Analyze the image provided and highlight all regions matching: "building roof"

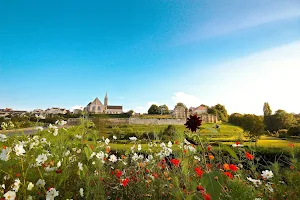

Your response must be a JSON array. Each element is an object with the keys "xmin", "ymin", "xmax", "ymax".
[
  {"xmin": 92, "ymin": 97, "xmax": 103, "ymax": 105},
  {"xmin": 107, "ymin": 105, "xmax": 122, "ymax": 109},
  {"xmin": 194, "ymin": 105, "xmax": 207, "ymax": 110}
]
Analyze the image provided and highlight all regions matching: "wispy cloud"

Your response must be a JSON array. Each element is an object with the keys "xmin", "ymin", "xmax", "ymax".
[
  {"xmin": 71, "ymin": 105, "xmax": 84, "ymax": 111},
  {"xmin": 175, "ymin": 0, "xmax": 300, "ymax": 45},
  {"xmin": 171, "ymin": 92, "xmax": 203, "ymax": 108}
]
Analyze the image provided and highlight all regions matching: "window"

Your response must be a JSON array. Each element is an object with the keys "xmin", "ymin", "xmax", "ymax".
[
  {"xmin": 92, "ymin": 106, "xmax": 95, "ymax": 111},
  {"xmin": 98, "ymin": 106, "xmax": 101, "ymax": 111}
]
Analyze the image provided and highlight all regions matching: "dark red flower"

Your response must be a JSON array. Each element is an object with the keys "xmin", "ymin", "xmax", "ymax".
[
  {"xmin": 55, "ymin": 169, "xmax": 63, "ymax": 174},
  {"xmin": 229, "ymin": 164, "xmax": 238, "ymax": 172},
  {"xmin": 115, "ymin": 170, "xmax": 122, "ymax": 178},
  {"xmin": 122, "ymin": 178, "xmax": 129, "ymax": 187},
  {"xmin": 196, "ymin": 185, "xmax": 205, "ymax": 192},
  {"xmin": 170, "ymin": 159, "xmax": 180, "ymax": 167},
  {"xmin": 195, "ymin": 167, "xmax": 204, "ymax": 178},
  {"xmin": 185, "ymin": 114, "xmax": 202, "ymax": 132},
  {"xmin": 207, "ymin": 145, "xmax": 212, "ymax": 151},
  {"xmin": 202, "ymin": 192, "xmax": 211, "ymax": 200},
  {"xmin": 224, "ymin": 172, "xmax": 233, "ymax": 179},
  {"xmin": 245, "ymin": 152, "xmax": 254, "ymax": 160}
]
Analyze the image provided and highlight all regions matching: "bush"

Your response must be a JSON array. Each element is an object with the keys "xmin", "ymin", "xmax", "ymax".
[
  {"xmin": 278, "ymin": 129, "xmax": 288, "ymax": 138},
  {"xmin": 163, "ymin": 125, "xmax": 176, "ymax": 137},
  {"xmin": 287, "ymin": 125, "xmax": 300, "ymax": 137}
]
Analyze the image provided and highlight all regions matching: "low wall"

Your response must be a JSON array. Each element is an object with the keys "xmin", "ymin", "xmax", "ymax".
[
  {"xmin": 129, "ymin": 118, "xmax": 186, "ymax": 125},
  {"xmin": 67, "ymin": 115, "xmax": 217, "ymax": 126}
]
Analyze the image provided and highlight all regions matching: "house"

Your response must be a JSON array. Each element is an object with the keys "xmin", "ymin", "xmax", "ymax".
[{"xmin": 190, "ymin": 105, "xmax": 208, "ymax": 115}]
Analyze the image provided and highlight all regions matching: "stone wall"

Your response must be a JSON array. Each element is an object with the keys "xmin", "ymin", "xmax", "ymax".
[{"xmin": 67, "ymin": 114, "xmax": 217, "ymax": 125}]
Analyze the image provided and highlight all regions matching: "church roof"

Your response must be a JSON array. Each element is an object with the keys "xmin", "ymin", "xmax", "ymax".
[
  {"xmin": 92, "ymin": 97, "xmax": 103, "ymax": 105},
  {"xmin": 107, "ymin": 105, "xmax": 122, "ymax": 109}
]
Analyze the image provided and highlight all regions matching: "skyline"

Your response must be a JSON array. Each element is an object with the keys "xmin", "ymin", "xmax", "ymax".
[{"xmin": 1, "ymin": 0, "xmax": 300, "ymax": 115}]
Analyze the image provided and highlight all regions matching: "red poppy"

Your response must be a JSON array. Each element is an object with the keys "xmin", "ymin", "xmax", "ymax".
[
  {"xmin": 184, "ymin": 114, "xmax": 202, "ymax": 132},
  {"xmin": 89, "ymin": 144, "xmax": 94, "ymax": 150},
  {"xmin": 175, "ymin": 140, "xmax": 180, "ymax": 145},
  {"xmin": 224, "ymin": 172, "xmax": 233, "ymax": 179},
  {"xmin": 2, "ymin": 146, "xmax": 6, "ymax": 149},
  {"xmin": 206, "ymin": 163, "xmax": 212, "ymax": 170},
  {"xmin": 207, "ymin": 145, "xmax": 212, "ymax": 151},
  {"xmin": 195, "ymin": 167, "xmax": 204, "ymax": 178},
  {"xmin": 196, "ymin": 185, "xmax": 205, "ymax": 192},
  {"xmin": 288, "ymin": 143, "xmax": 295, "ymax": 148},
  {"xmin": 115, "ymin": 170, "xmax": 122, "ymax": 178},
  {"xmin": 122, "ymin": 178, "xmax": 129, "ymax": 187},
  {"xmin": 170, "ymin": 159, "xmax": 180, "ymax": 167},
  {"xmin": 15, "ymin": 173, "xmax": 21, "ymax": 177},
  {"xmin": 202, "ymin": 192, "xmax": 211, "ymax": 200},
  {"xmin": 229, "ymin": 164, "xmax": 238, "ymax": 172},
  {"xmin": 245, "ymin": 152, "xmax": 254, "ymax": 160},
  {"xmin": 236, "ymin": 141, "xmax": 241, "ymax": 145},
  {"xmin": 152, "ymin": 173, "xmax": 158, "ymax": 179}
]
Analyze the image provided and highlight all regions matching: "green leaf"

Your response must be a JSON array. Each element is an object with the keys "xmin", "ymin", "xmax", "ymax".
[
  {"xmin": 201, "ymin": 171, "xmax": 223, "ymax": 200},
  {"xmin": 220, "ymin": 143, "xmax": 239, "ymax": 160}
]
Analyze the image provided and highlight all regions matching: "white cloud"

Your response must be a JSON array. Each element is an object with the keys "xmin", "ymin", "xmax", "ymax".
[
  {"xmin": 199, "ymin": 41, "xmax": 300, "ymax": 115},
  {"xmin": 171, "ymin": 92, "xmax": 203, "ymax": 108}
]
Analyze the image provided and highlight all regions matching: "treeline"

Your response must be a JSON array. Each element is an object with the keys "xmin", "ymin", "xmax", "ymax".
[{"xmin": 229, "ymin": 102, "xmax": 299, "ymax": 138}]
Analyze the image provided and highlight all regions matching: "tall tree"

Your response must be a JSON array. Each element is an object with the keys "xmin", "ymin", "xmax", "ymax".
[
  {"xmin": 263, "ymin": 102, "xmax": 272, "ymax": 131},
  {"xmin": 148, "ymin": 104, "xmax": 160, "ymax": 114},
  {"xmin": 271, "ymin": 110, "xmax": 296, "ymax": 131}
]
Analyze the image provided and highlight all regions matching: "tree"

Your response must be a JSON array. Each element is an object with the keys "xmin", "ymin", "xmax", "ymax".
[
  {"xmin": 263, "ymin": 102, "xmax": 272, "ymax": 116},
  {"xmin": 208, "ymin": 104, "xmax": 228, "ymax": 122},
  {"xmin": 242, "ymin": 114, "xmax": 265, "ymax": 141},
  {"xmin": 158, "ymin": 104, "xmax": 169, "ymax": 115},
  {"xmin": 270, "ymin": 110, "xmax": 296, "ymax": 131},
  {"xmin": 228, "ymin": 113, "xmax": 243, "ymax": 126},
  {"xmin": 126, "ymin": 110, "xmax": 134, "ymax": 116},
  {"xmin": 263, "ymin": 102, "xmax": 272, "ymax": 131},
  {"xmin": 148, "ymin": 104, "xmax": 160, "ymax": 114},
  {"xmin": 176, "ymin": 102, "xmax": 187, "ymax": 108}
]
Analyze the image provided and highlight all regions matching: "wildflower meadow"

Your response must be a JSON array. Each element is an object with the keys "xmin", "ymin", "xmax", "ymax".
[{"xmin": 0, "ymin": 116, "xmax": 299, "ymax": 200}]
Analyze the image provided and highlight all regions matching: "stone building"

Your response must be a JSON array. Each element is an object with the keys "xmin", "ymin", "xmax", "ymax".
[
  {"xmin": 173, "ymin": 104, "xmax": 188, "ymax": 119},
  {"xmin": 190, "ymin": 105, "xmax": 208, "ymax": 115},
  {"xmin": 84, "ymin": 93, "xmax": 123, "ymax": 114}
]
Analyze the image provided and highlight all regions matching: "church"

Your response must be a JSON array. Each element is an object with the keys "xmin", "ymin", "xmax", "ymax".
[{"xmin": 84, "ymin": 93, "xmax": 123, "ymax": 114}]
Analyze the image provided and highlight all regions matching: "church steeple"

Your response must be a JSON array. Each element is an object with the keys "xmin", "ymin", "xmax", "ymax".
[{"xmin": 104, "ymin": 92, "xmax": 108, "ymax": 107}]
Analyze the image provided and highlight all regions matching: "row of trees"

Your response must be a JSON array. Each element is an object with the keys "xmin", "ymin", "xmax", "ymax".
[
  {"xmin": 148, "ymin": 104, "xmax": 170, "ymax": 115},
  {"xmin": 147, "ymin": 103, "xmax": 229, "ymax": 122},
  {"xmin": 229, "ymin": 102, "xmax": 299, "ymax": 139}
]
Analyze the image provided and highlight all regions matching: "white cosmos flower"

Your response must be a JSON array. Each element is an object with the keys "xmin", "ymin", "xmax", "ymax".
[
  {"xmin": 247, "ymin": 177, "xmax": 262, "ymax": 187},
  {"xmin": 36, "ymin": 154, "xmax": 47, "ymax": 166},
  {"xmin": 105, "ymin": 138, "xmax": 110, "ymax": 145},
  {"xmin": 76, "ymin": 149, "xmax": 81, "ymax": 154},
  {"xmin": 79, "ymin": 188, "xmax": 84, "ymax": 197},
  {"xmin": 78, "ymin": 162, "xmax": 83, "ymax": 171},
  {"xmin": 265, "ymin": 182, "xmax": 274, "ymax": 192},
  {"xmin": 129, "ymin": 137, "xmax": 137, "ymax": 141},
  {"xmin": 46, "ymin": 188, "xmax": 59, "ymax": 200},
  {"xmin": 0, "ymin": 133, "xmax": 8, "ymax": 142},
  {"xmin": 0, "ymin": 147, "xmax": 12, "ymax": 161},
  {"xmin": 132, "ymin": 153, "xmax": 139, "ymax": 161},
  {"xmin": 53, "ymin": 129, "xmax": 58, "ymax": 136},
  {"xmin": 48, "ymin": 124, "xmax": 58, "ymax": 129},
  {"xmin": 75, "ymin": 134, "xmax": 82, "ymax": 139},
  {"xmin": 14, "ymin": 144, "xmax": 25, "ymax": 156},
  {"xmin": 55, "ymin": 120, "xmax": 67, "ymax": 126},
  {"xmin": 232, "ymin": 143, "xmax": 244, "ymax": 147},
  {"xmin": 64, "ymin": 150, "xmax": 70, "ymax": 156},
  {"xmin": 113, "ymin": 135, "xmax": 117, "ymax": 140},
  {"xmin": 96, "ymin": 151, "xmax": 104, "ymax": 159},
  {"xmin": 261, "ymin": 170, "xmax": 274, "ymax": 179},
  {"xmin": 90, "ymin": 152, "xmax": 96, "ymax": 159},
  {"xmin": 27, "ymin": 182, "xmax": 34, "ymax": 191},
  {"xmin": 57, "ymin": 161, "xmax": 61, "ymax": 168},
  {"xmin": 12, "ymin": 179, "xmax": 20, "ymax": 192},
  {"xmin": 36, "ymin": 179, "xmax": 45, "ymax": 188},
  {"xmin": 3, "ymin": 191, "xmax": 16, "ymax": 200},
  {"xmin": 27, "ymin": 195, "xmax": 33, "ymax": 200},
  {"xmin": 35, "ymin": 126, "xmax": 44, "ymax": 131},
  {"xmin": 194, "ymin": 156, "xmax": 201, "ymax": 161},
  {"xmin": 160, "ymin": 142, "xmax": 166, "ymax": 148},
  {"xmin": 167, "ymin": 141, "xmax": 172, "ymax": 148},
  {"xmin": 138, "ymin": 144, "xmax": 142, "ymax": 151},
  {"xmin": 1, "ymin": 184, "xmax": 5, "ymax": 189},
  {"xmin": 109, "ymin": 154, "xmax": 118, "ymax": 163}
]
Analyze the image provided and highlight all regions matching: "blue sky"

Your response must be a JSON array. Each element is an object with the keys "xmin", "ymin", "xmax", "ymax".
[{"xmin": 1, "ymin": 0, "xmax": 300, "ymax": 114}]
